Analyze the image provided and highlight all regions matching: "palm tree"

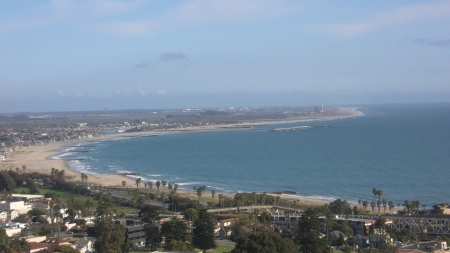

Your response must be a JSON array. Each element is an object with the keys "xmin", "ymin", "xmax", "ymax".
[
  {"xmin": 174, "ymin": 184, "xmax": 178, "ymax": 193},
  {"xmin": 218, "ymin": 194, "xmax": 224, "ymax": 208},
  {"xmin": 382, "ymin": 199, "xmax": 387, "ymax": 213},
  {"xmin": 196, "ymin": 187, "xmax": 203, "ymax": 204},
  {"xmin": 370, "ymin": 201, "xmax": 376, "ymax": 213},
  {"xmin": 135, "ymin": 178, "xmax": 141, "ymax": 188},
  {"xmin": 372, "ymin": 188, "xmax": 378, "ymax": 203},
  {"xmin": 161, "ymin": 180, "xmax": 167, "ymax": 192},
  {"xmin": 148, "ymin": 181, "xmax": 153, "ymax": 190},
  {"xmin": 276, "ymin": 196, "xmax": 281, "ymax": 206},
  {"xmin": 377, "ymin": 190, "xmax": 383, "ymax": 213},
  {"xmin": 122, "ymin": 180, "xmax": 126, "ymax": 188},
  {"xmin": 251, "ymin": 192, "xmax": 257, "ymax": 212},
  {"xmin": 144, "ymin": 182, "xmax": 148, "ymax": 193},
  {"xmin": 211, "ymin": 190, "xmax": 216, "ymax": 207},
  {"xmin": 260, "ymin": 210, "xmax": 271, "ymax": 229},
  {"xmin": 388, "ymin": 201, "xmax": 394, "ymax": 214},
  {"xmin": 358, "ymin": 199, "xmax": 362, "ymax": 205},
  {"xmin": 363, "ymin": 201, "xmax": 368, "ymax": 211},
  {"xmin": 404, "ymin": 200, "xmax": 410, "ymax": 213},
  {"xmin": 193, "ymin": 186, "xmax": 197, "ymax": 201},
  {"xmin": 156, "ymin": 181, "xmax": 161, "ymax": 195}
]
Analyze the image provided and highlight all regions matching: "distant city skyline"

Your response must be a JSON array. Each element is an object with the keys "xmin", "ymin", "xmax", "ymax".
[{"xmin": 1, "ymin": 1, "xmax": 450, "ymax": 112}]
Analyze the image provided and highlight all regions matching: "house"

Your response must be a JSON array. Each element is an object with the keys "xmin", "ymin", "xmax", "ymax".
[
  {"xmin": 0, "ymin": 201, "xmax": 32, "ymax": 214},
  {"xmin": 369, "ymin": 233, "xmax": 391, "ymax": 248},
  {"xmin": 25, "ymin": 242, "xmax": 49, "ymax": 253},
  {"xmin": 0, "ymin": 210, "xmax": 8, "ymax": 222},
  {"xmin": 9, "ymin": 210, "xmax": 19, "ymax": 221},
  {"xmin": 347, "ymin": 234, "xmax": 370, "ymax": 248},
  {"xmin": 329, "ymin": 230, "xmax": 347, "ymax": 245},
  {"xmin": 32, "ymin": 199, "xmax": 52, "ymax": 210},
  {"xmin": 216, "ymin": 227, "xmax": 231, "ymax": 240},
  {"xmin": 75, "ymin": 238, "xmax": 93, "ymax": 253},
  {"xmin": 52, "ymin": 203, "xmax": 68, "ymax": 221},
  {"xmin": 433, "ymin": 204, "xmax": 450, "ymax": 215}
]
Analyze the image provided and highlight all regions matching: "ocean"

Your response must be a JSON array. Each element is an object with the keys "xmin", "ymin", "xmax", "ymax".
[{"xmin": 51, "ymin": 103, "xmax": 450, "ymax": 206}]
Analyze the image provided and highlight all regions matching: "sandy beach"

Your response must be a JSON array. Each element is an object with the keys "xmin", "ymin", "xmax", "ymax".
[{"xmin": 1, "ymin": 108, "xmax": 363, "ymax": 208}]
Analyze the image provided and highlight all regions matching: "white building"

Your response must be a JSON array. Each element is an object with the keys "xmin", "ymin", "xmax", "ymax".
[{"xmin": 0, "ymin": 201, "xmax": 32, "ymax": 214}]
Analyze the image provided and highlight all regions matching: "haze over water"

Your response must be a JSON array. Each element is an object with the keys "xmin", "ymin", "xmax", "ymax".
[{"xmin": 53, "ymin": 103, "xmax": 450, "ymax": 206}]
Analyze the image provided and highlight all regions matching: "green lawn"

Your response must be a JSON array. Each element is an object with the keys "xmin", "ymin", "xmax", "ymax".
[
  {"xmin": 192, "ymin": 245, "xmax": 234, "ymax": 253},
  {"xmin": 38, "ymin": 188, "xmax": 135, "ymax": 214},
  {"xmin": 39, "ymin": 188, "xmax": 89, "ymax": 203}
]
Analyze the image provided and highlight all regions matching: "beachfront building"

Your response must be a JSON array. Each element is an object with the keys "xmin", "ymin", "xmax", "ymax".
[
  {"xmin": 115, "ymin": 219, "xmax": 147, "ymax": 246},
  {"xmin": 10, "ymin": 194, "xmax": 45, "ymax": 202},
  {"xmin": 0, "ymin": 200, "xmax": 32, "ymax": 214},
  {"xmin": 32, "ymin": 199, "xmax": 52, "ymax": 210},
  {"xmin": 327, "ymin": 215, "xmax": 393, "ymax": 236},
  {"xmin": 270, "ymin": 211, "xmax": 302, "ymax": 230}
]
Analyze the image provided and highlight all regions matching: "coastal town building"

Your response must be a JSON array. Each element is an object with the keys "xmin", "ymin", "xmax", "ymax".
[
  {"xmin": 0, "ymin": 200, "xmax": 32, "ymax": 214},
  {"xmin": 115, "ymin": 219, "xmax": 147, "ymax": 246},
  {"xmin": 270, "ymin": 211, "xmax": 302, "ymax": 230}
]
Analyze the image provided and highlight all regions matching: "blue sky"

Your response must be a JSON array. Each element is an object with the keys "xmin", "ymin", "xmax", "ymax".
[{"xmin": 1, "ymin": 0, "xmax": 450, "ymax": 112}]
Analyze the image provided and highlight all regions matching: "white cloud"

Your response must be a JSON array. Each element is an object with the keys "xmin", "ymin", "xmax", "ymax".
[
  {"xmin": 92, "ymin": 0, "xmax": 305, "ymax": 35},
  {"xmin": 325, "ymin": 1, "xmax": 450, "ymax": 38},
  {"xmin": 156, "ymin": 89, "xmax": 167, "ymax": 95},
  {"xmin": 136, "ymin": 84, "xmax": 148, "ymax": 96},
  {"xmin": 57, "ymin": 91, "xmax": 66, "ymax": 96}
]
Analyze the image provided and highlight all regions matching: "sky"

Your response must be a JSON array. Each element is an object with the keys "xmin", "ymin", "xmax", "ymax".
[{"xmin": 1, "ymin": 0, "xmax": 450, "ymax": 112}]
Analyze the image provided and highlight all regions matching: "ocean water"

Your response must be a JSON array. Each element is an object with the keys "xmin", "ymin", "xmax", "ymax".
[{"xmin": 51, "ymin": 103, "xmax": 450, "ymax": 206}]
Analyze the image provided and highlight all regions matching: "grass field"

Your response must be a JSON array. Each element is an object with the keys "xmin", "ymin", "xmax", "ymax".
[{"xmin": 38, "ymin": 188, "xmax": 135, "ymax": 214}]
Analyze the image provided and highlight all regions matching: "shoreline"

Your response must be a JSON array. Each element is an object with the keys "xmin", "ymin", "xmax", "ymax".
[{"xmin": 1, "ymin": 107, "xmax": 363, "ymax": 209}]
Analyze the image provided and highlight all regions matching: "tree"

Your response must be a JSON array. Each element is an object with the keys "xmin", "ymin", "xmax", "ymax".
[
  {"xmin": 260, "ymin": 210, "xmax": 271, "ymax": 229},
  {"xmin": 193, "ymin": 209, "xmax": 216, "ymax": 253},
  {"xmin": 161, "ymin": 218, "xmax": 190, "ymax": 246},
  {"xmin": 94, "ymin": 194, "xmax": 126, "ymax": 253},
  {"xmin": 363, "ymin": 201, "xmax": 369, "ymax": 211},
  {"xmin": 0, "ymin": 171, "xmax": 15, "ymax": 193},
  {"xmin": 165, "ymin": 240, "xmax": 189, "ymax": 251},
  {"xmin": 373, "ymin": 216, "xmax": 387, "ymax": 232},
  {"xmin": 295, "ymin": 208, "xmax": 324, "ymax": 253},
  {"xmin": 388, "ymin": 201, "xmax": 394, "ymax": 214},
  {"xmin": 232, "ymin": 229, "xmax": 297, "ymax": 253},
  {"xmin": 372, "ymin": 188, "xmax": 378, "ymax": 203},
  {"xmin": 84, "ymin": 197, "xmax": 95, "ymax": 216},
  {"xmin": 139, "ymin": 205, "xmax": 159, "ymax": 223},
  {"xmin": 339, "ymin": 221, "xmax": 354, "ymax": 237},
  {"xmin": 122, "ymin": 180, "xmax": 126, "ymax": 188},
  {"xmin": 211, "ymin": 190, "xmax": 216, "ymax": 207},
  {"xmin": 135, "ymin": 178, "xmax": 141, "ymax": 188},
  {"xmin": 161, "ymin": 180, "xmax": 167, "ymax": 192},
  {"xmin": 54, "ymin": 245, "xmax": 80, "ymax": 253},
  {"xmin": 144, "ymin": 225, "xmax": 162, "ymax": 251},
  {"xmin": 328, "ymin": 199, "xmax": 352, "ymax": 215},
  {"xmin": 377, "ymin": 190, "xmax": 383, "ymax": 214},
  {"xmin": 156, "ymin": 181, "xmax": 161, "ymax": 195}
]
